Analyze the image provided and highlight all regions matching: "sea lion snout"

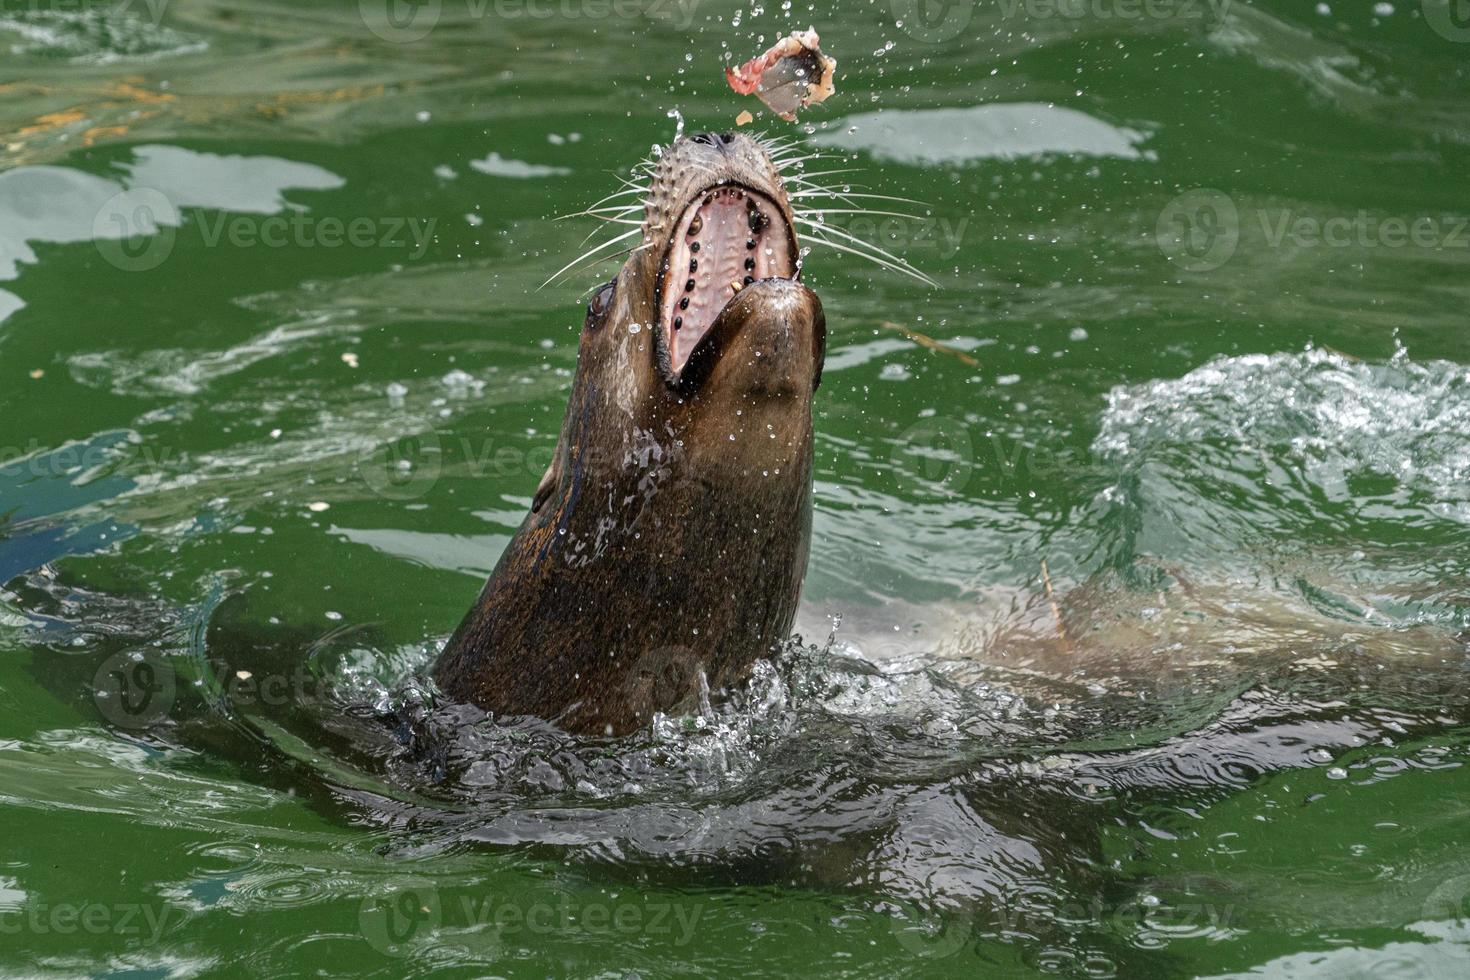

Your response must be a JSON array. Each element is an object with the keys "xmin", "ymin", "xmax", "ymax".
[{"xmin": 677, "ymin": 277, "xmax": 826, "ymax": 399}]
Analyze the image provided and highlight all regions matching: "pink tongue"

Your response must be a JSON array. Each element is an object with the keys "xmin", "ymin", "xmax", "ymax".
[{"xmin": 667, "ymin": 188, "xmax": 774, "ymax": 373}]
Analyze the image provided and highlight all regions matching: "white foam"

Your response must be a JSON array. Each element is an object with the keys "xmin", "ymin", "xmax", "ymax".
[
  {"xmin": 1096, "ymin": 348, "xmax": 1470, "ymax": 517},
  {"xmin": 811, "ymin": 103, "xmax": 1155, "ymax": 165},
  {"xmin": 468, "ymin": 152, "xmax": 572, "ymax": 178}
]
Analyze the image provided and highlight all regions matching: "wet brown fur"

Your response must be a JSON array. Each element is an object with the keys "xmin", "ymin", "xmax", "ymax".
[{"xmin": 433, "ymin": 133, "xmax": 827, "ymax": 735}]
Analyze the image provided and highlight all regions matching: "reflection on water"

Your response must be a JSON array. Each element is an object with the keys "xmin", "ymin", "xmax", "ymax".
[
  {"xmin": 0, "ymin": 146, "xmax": 343, "ymax": 307},
  {"xmin": 812, "ymin": 103, "xmax": 1156, "ymax": 164},
  {"xmin": 0, "ymin": 6, "xmax": 207, "ymax": 62}
]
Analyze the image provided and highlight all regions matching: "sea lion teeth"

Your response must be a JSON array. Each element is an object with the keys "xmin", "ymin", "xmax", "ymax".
[
  {"xmin": 731, "ymin": 279, "xmax": 743, "ymax": 292},
  {"xmin": 659, "ymin": 185, "xmax": 795, "ymax": 374}
]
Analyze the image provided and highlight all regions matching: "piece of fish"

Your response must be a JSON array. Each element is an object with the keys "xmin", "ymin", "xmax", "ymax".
[{"xmin": 725, "ymin": 29, "xmax": 837, "ymax": 122}]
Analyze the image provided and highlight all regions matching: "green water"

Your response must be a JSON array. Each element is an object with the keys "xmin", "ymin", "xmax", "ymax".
[{"xmin": 4, "ymin": 0, "xmax": 1470, "ymax": 975}]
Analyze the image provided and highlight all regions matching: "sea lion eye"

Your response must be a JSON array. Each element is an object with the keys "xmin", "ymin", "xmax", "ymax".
[{"xmin": 585, "ymin": 280, "xmax": 615, "ymax": 330}]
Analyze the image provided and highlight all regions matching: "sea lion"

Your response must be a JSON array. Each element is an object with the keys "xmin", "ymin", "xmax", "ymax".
[{"xmin": 433, "ymin": 131, "xmax": 826, "ymax": 735}]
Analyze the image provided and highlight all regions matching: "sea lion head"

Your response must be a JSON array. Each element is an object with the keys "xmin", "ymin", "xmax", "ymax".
[
  {"xmin": 573, "ymin": 130, "xmax": 824, "ymax": 420},
  {"xmin": 435, "ymin": 132, "xmax": 826, "ymax": 735}
]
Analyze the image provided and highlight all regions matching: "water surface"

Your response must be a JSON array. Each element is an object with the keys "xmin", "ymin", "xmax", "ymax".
[{"xmin": 2, "ymin": 0, "xmax": 1470, "ymax": 975}]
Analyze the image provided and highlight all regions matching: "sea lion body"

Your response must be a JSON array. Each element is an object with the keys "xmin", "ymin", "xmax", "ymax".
[{"xmin": 434, "ymin": 133, "xmax": 826, "ymax": 734}]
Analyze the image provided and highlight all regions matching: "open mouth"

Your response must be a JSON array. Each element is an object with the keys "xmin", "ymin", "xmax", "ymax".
[{"xmin": 658, "ymin": 184, "xmax": 797, "ymax": 377}]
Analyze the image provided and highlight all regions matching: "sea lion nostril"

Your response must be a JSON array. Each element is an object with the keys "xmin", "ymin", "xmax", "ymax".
[{"xmin": 689, "ymin": 132, "xmax": 717, "ymax": 146}]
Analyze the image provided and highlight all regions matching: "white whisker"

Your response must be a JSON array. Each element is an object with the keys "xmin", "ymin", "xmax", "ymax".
[
  {"xmin": 541, "ymin": 227, "xmax": 647, "ymax": 290},
  {"xmin": 582, "ymin": 187, "xmax": 647, "ymax": 211},
  {"xmin": 792, "ymin": 190, "xmax": 930, "ymax": 207},
  {"xmin": 555, "ymin": 205, "xmax": 644, "ymax": 222},
  {"xmin": 801, "ymin": 234, "xmax": 940, "ymax": 288},
  {"xmin": 556, "ymin": 205, "xmax": 643, "ymax": 219},
  {"xmin": 576, "ymin": 215, "xmax": 644, "ymax": 247},
  {"xmin": 773, "ymin": 155, "xmax": 834, "ymax": 170},
  {"xmin": 795, "ymin": 208, "xmax": 930, "ymax": 221},
  {"xmin": 787, "ymin": 169, "xmax": 866, "ymax": 182},
  {"xmin": 795, "ymin": 220, "xmax": 939, "ymax": 287}
]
